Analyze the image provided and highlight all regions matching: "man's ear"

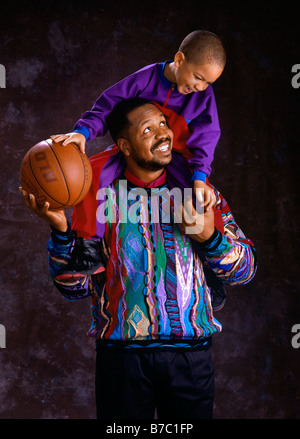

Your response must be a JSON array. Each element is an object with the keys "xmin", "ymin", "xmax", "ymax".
[
  {"xmin": 117, "ymin": 138, "xmax": 131, "ymax": 157},
  {"xmin": 174, "ymin": 51, "xmax": 185, "ymax": 68}
]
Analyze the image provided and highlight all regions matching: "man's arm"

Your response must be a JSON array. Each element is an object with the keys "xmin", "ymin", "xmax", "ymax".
[
  {"xmin": 197, "ymin": 226, "xmax": 257, "ymax": 285},
  {"xmin": 19, "ymin": 187, "xmax": 68, "ymax": 232},
  {"xmin": 19, "ymin": 188, "xmax": 92, "ymax": 300},
  {"xmin": 47, "ymin": 224, "xmax": 92, "ymax": 301},
  {"xmin": 180, "ymin": 192, "xmax": 257, "ymax": 285}
]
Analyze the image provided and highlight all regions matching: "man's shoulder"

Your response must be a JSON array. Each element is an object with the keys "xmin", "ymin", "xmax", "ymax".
[{"xmin": 89, "ymin": 145, "xmax": 119, "ymax": 171}]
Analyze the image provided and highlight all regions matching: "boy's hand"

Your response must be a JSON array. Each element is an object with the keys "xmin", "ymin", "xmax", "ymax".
[
  {"xmin": 19, "ymin": 187, "xmax": 68, "ymax": 232},
  {"xmin": 193, "ymin": 179, "xmax": 216, "ymax": 212},
  {"xmin": 179, "ymin": 199, "xmax": 215, "ymax": 243},
  {"xmin": 50, "ymin": 132, "xmax": 86, "ymax": 154}
]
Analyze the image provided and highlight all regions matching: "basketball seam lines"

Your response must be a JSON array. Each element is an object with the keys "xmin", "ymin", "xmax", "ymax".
[
  {"xmin": 69, "ymin": 143, "xmax": 89, "ymax": 206},
  {"xmin": 47, "ymin": 139, "xmax": 71, "ymax": 207}
]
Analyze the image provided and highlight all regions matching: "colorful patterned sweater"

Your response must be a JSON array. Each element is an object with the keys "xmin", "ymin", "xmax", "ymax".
[{"xmin": 47, "ymin": 170, "xmax": 257, "ymax": 350}]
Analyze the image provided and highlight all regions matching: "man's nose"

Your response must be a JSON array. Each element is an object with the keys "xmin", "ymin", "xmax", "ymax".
[{"xmin": 155, "ymin": 126, "xmax": 169, "ymax": 138}]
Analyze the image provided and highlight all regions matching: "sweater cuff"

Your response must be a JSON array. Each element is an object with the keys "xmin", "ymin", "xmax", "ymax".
[
  {"xmin": 190, "ymin": 170, "xmax": 207, "ymax": 183},
  {"xmin": 73, "ymin": 126, "xmax": 90, "ymax": 140},
  {"xmin": 50, "ymin": 222, "xmax": 74, "ymax": 245},
  {"xmin": 198, "ymin": 227, "xmax": 222, "ymax": 252}
]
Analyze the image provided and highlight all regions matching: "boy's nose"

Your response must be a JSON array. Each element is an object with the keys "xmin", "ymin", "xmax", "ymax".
[{"xmin": 195, "ymin": 83, "xmax": 207, "ymax": 92}]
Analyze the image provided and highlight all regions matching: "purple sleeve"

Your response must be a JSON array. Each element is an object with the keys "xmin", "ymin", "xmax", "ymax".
[
  {"xmin": 73, "ymin": 64, "xmax": 157, "ymax": 141},
  {"xmin": 186, "ymin": 89, "xmax": 221, "ymax": 178}
]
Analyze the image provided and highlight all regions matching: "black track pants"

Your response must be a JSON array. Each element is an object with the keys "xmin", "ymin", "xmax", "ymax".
[{"xmin": 95, "ymin": 348, "xmax": 214, "ymax": 419}]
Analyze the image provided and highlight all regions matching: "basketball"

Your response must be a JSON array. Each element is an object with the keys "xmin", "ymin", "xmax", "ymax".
[{"xmin": 20, "ymin": 139, "xmax": 92, "ymax": 210}]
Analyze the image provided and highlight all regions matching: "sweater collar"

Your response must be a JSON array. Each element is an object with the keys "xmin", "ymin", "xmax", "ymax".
[{"xmin": 124, "ymin": 168, "xmax": 167, "ymax": 188}]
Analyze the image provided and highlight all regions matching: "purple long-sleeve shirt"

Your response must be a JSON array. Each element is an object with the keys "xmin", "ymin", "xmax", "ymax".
[{"xmin": 74, "ymin": 62, "xmax": 221, "ymax": 180}]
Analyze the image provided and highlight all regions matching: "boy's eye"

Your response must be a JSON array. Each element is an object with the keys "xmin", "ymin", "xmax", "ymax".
[
  {"xmin": 160, "ymin": 120, "xmax": 166, "ymax": 126},
  {"xmin": 194, "ymin": 75, "xmax": 211, "ymax": 85}
]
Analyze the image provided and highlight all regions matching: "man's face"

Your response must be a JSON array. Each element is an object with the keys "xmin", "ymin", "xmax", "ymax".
[{"xmin": 124, "ymin": 104, "xmax": 173, "ymax": 172}]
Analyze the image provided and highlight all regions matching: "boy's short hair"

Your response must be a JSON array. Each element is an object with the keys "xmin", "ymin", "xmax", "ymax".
[
  {"xmin": 107, "ymin": 98, "xmax": 150, "ymax": 143},
  {"xmin": 179, "ymin": 30, "xmax": 226, "ymax": 68}
]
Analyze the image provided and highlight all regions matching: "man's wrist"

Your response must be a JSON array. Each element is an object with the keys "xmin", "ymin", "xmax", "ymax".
[
  {"xmin": 197, "ymin": 227, "xmax": 222, "ymax": 250},
  {"xmin": 50, "ymin": 222, "xmax": 73, "ymax": 244}
]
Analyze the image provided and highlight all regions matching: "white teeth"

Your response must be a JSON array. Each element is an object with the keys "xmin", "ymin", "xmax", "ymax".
[{"xmin": 157, "ymin": 144, "xmax": 169, "ymax": 152}]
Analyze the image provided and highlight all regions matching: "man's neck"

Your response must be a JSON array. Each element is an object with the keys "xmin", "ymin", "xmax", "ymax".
[{"xmin": 124, "ymin": 167, "xmax": 167, "ymax": 188}]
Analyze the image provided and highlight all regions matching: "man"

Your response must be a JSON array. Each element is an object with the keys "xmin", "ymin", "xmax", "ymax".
[{"xmin": 20, "ymin": 98, "xmax": 257, "ymax": 419}]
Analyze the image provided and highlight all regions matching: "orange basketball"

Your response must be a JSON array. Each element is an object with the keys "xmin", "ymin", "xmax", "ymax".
[{"xmin": 20, "ymin": 139, "xmax": 92, "ymax": 210}]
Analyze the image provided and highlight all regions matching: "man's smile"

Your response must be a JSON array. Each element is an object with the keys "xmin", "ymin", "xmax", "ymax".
[
  {"xmin": 156, "ymin": 142, "xmax": 170, "ymax": 152},
  {"xmin": 151, "ymin": 137, "xmax": 172, "ymax": 155}
]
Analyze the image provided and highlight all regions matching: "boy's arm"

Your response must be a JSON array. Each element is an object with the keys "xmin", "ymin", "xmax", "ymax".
[
  {"xmin": 73, "ymin": 65, "xmax": 156, "ymax": 142},
  {"xmin": 187, "ymin": 89, "xmax": 221, "ymax": 181},
  {"xmin": 49, "ymin": 64, "xmax": 157, "ymax": 152}
]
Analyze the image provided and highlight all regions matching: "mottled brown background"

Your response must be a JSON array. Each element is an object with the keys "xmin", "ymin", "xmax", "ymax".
[{"xmin": 0, "ymin": 0, "xmax": 299, "ymax": 419}]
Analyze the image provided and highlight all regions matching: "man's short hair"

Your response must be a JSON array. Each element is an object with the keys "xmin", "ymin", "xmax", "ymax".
[
  {"xmin": 107, "ymin": 97, "xmax": 150, "ymax": 143},
  {"xmin": 179, "ymin": 30, "xmax": 226, "ymax": 68}
]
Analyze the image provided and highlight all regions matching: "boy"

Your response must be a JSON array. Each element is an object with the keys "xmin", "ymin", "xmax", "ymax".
[{"xmin": 51, "ymin": 30, "xmax": 226, "ymax": 211}]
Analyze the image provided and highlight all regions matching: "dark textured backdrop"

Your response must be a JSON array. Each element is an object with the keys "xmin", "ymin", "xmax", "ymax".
[{"xmin": 0, "ymin": 0, "xmax": 299, "ymax": 419}]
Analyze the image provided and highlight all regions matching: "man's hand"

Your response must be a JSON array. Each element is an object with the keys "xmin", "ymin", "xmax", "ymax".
[
  {"xmin": 193, "ymin": 179, "xmax": 216, "ymax": 212},
  {"xmin": 50, "ymin": 132, "xmax": 86, "ymax": 154},
  {"xmin": 19, "ymin": 187, "xmax": 68, "ymax": 232},
  {"xmin": 179, "ymin": 199, "xmax": 215, "ymax": 243}
]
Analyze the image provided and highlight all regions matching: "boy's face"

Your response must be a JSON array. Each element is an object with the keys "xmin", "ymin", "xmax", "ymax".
[{"xmin": 174, "ymin": 52, "xmax": 223, "ymax": 94}]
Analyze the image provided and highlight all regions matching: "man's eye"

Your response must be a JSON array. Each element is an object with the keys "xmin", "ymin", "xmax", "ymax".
[
  {"xmin": 160, "ymin": 120, "xmax": 166, "ymax": 126},
  {"xmin": 144, "ymin": 127, "xmax": 150, "ymax": 133}
]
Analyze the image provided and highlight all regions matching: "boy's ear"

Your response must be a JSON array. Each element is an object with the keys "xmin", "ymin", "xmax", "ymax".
[
  {"xmin": 174, "ymin": 51, "xmax": 185, "ymax": 67},
  {"xmin": 117, "ymin": 138, "xmax": 131, "ymax": 156}
]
